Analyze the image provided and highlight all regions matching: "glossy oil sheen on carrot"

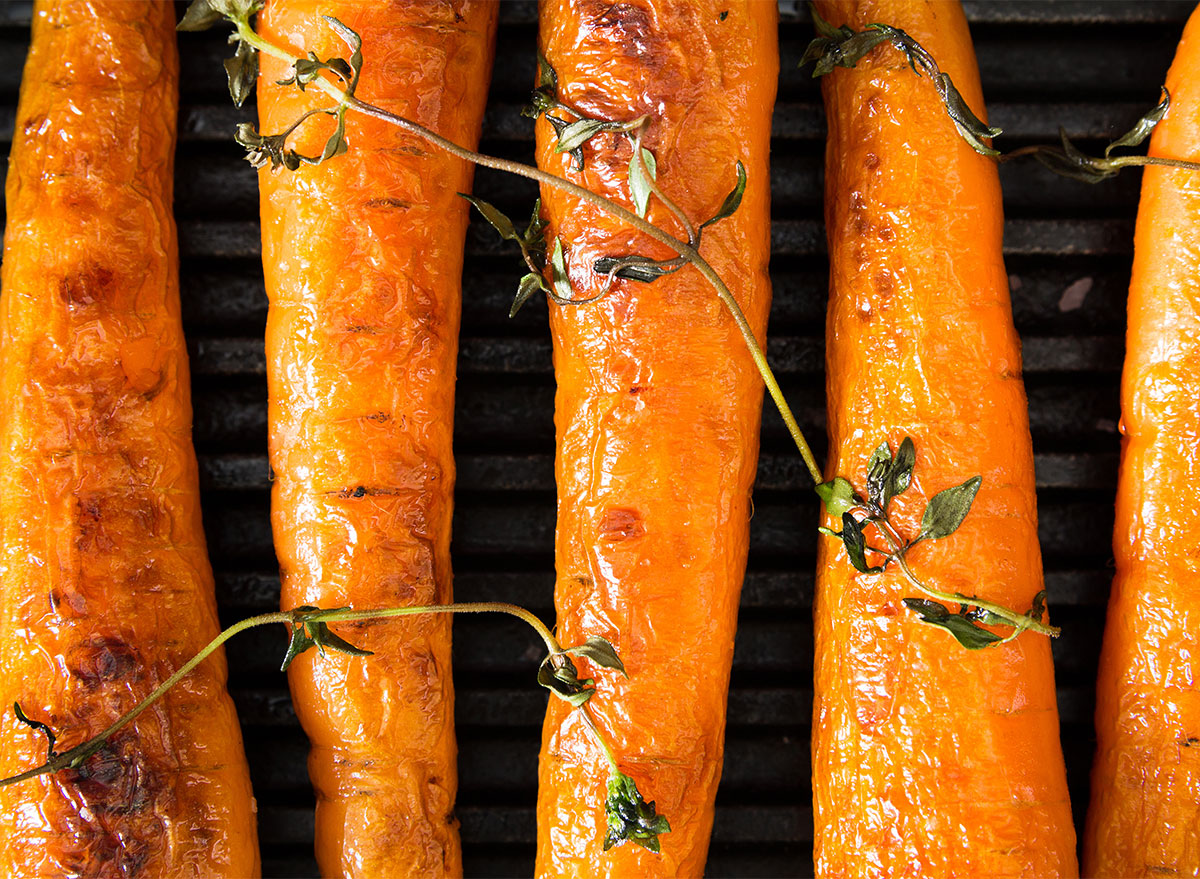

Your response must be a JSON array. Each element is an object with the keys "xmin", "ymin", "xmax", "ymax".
[
  {"xmin": 0, "ymin": 2, "xmax": 261, "ymax": 876},
  {"xmin": 533, "ymin": 2, "xmax": 777, "ymax": 875},
  {"xmin": 813, "ymin": 2, "xmax": 1076, "ymax": 876},
  {"xmin": 1084, "ymin": 6, "xmax": 1200, "ymax": 875},
  {"xmin": 256, "ymin": 2, "xmax": 496, "ymax": 876}
]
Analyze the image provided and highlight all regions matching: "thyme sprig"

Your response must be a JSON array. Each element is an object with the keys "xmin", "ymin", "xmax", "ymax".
[
  {"xmin": 801, "ymin": 6, "xmax": 1000, "ymax": 155},
  {"xmin": 1002, "ymin": 89, "xmax": 1200, "ymax": 182},
  {"xmin": 816, "ymin": 438, "xmax": 1059, "ymax": 648},
  {"xmin": 2, "ymin": 601, "xmax": 656, "ymax": 843},
  {"xmin": 800, "ymin": 6, "xmax": 1200, "ymax": 180}
]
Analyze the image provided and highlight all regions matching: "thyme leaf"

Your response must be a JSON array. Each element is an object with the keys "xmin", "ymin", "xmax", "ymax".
[
  {"xmin": 841, "ymin": 512, "xmax": 884, "ymax": 575},
  {"xmin": 537, "ymin": 653, "xmax": 595, "ymax": 707},
  {"xmin": 281, "ymin": 606, "xmax": 373, "ymax": 671},
  {"xmin": 223, "ymin": 32, "xmax": 259, "ymax": 107},
  {"xmin": 902, "ymin": 598, "xmax": 1003, "ymax": 650},
  {"xmin": 564, "ymin": 636, "xmax": 627, "ymax": 676},
  {"xmin": 629, "ymin": 147, "xmax": 657, "ymax": 218},
  {"xmin": 178, "ymin": 0, "xmax": 263, "ymax": 31},
  {"xmin": 801, "ymin": 6, "xmax": 1001, "ymax": 157},
  {"xmin": 604, "ymin": 770, "xmax": 672, "ymax": 852},
  {"xmin": 698, "ymin": 160, "xmax": 747, "ymax": 230},
  {"xmin": 817, "ymin": 437, "xmax": 1057, "ymax": 648},
  {"xmin": 1107, "ymin": 88, "xmax": 1169, "ymax": 156},
  {"xmin": 918, "ymin": 475, "xmax": 982, "ymax": 541}
]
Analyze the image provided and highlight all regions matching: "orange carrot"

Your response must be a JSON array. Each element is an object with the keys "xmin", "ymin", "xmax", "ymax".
[
  {"xmin": 532, "ymin": 1, "xmax": 778, "ymax": 874},
  {"xmin": 0, "ymin": 2, "xmax": 260, "ymax": 875},
  {"xmin": 1085, "ymin": 6, "xmax": 1200, "ymax": 875},
  {"xmin": 255, "ymin": 2, "xmax": 497, "ymax": 875},
  {"xmin": 813, "ymin": 1, "xmax": 1076, "ymax": 875}
]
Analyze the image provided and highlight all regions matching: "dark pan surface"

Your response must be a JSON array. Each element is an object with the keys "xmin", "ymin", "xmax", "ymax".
[{"xmin": 0, "ymin": 1, "xmax": 1192, "ymax": 875}]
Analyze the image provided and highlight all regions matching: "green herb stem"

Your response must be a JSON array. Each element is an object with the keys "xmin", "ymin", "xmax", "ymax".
[
  {"xmin": 305, "ymin": 601, "xmax": 563, "ymax": 656},
  {"xmin": 873, "ymin": 517, "xmax": 1060, "ymax": 639},
  {"xmin": 1001, "ymin": 146, "xmax": 1200, "ymax": 174},
  {"xmin": 580, "ymin": 705, "xmax": 619, "ymax": 771},
  {"xmin": 0, "ymin": 610, "xmax": 289, "ymax": 788},
  {"xmin": 631, "ymin": 127, "xmax": 697, "ymax": 246},
  {"xmin": 0, "ymin": 600, "xmax": 568, "ymax": 789},
  {"xmin": 240, "ymin": 31, "xmax": 823, "ymax": 487}
]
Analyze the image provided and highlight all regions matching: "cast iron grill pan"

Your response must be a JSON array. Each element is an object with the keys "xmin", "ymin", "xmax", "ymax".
[{"xmin": 0, "ymin": 1, "xmax": 1191, "ymax": 875}]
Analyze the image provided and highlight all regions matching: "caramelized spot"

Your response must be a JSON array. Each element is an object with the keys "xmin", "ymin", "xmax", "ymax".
[
  {"xmin": 59, "ymin": 264, "xmax": 115, "ymax": 308},
  {"xmin": 874, "ymin": 272, "xmax": 894, "ymax": 297},
  {"xmin": 599, "ymin": 507, "xmax": 645, "ymax": 542},
  {"xmin": 364, "ymin": 197, "xmax": 412, "ymax": 210},
  {"xmin": 864, "ymin": 152, "xmax": 880, "ymax": 169},
  {"xmin": 68, "ymin": 636, "xmax": 140, "ymax": 690}
]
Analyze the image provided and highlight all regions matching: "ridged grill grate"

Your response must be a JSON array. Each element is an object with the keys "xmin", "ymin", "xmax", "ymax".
[{"xmin": 0, "ymin": 1, "xmax": 1192, "ymax": 874}]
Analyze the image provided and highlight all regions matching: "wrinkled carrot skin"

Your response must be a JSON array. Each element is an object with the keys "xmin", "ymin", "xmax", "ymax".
[
  {"xmin": 1085, "ymin": 7, "xmax": 1200, "ymax": 875},
  {"xmin": 533, "ymin": 2, "xmax": 777, "ymax": 875},
  {"xmin": 813, "ymin": 2, "xmax": 1076, "ymax": 876},
  {"xmin": 0, "ymin": 2, "xmax": 261, "ymax": 876},
  {"xmin": 256, "ymin": 2, "xmax": 496, "ymax": 876}
]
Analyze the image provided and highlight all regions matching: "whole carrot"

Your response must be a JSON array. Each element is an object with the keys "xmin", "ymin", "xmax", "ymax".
[
  {"xmin": 255, "ymin": 2, "xmax": 497, "ymax": 875},
  {"xmin": 0, "ymin": 2, "xmax": 260, "ymax": 876},
  {"xmin": 1085, "ymin": 6, "xmax": 1200, "ymax": 875},
  {"xmin": 532, "ymin": 2, "xmax": 777, "ymax": 874},
  {"xmin": 813, "ymin": 1, "xmax": 1076, "ymax": 876}
]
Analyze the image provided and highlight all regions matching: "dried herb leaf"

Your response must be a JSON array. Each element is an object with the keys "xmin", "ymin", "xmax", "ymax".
[
  {"xmin": 903, "ymin": 598, "xmax": 1003, "ymax": 649},
  {"xmin": 460, "ymin": 195, "xmax": 519, "ymax": 241},
  {"xmin": 322, "ymin": 16, "xmax": 363, "ymax": 93},
  {"xmin": 841, "ymin": 513, "xmax": 883, "ymax": 575},
  {"xmin": 510, "ymin": 272, "xmax": 547, "ymax": 318},
  {"xmin": 1027, "ymin": 590, "xmax": 1048, "ymax": 624},
  {"xmin": 698, "ymin": 160, "xmax": 747, "ymax": 230},
  {"xmin": 919, "ymin": 475, "xmax": 982, "ymax": 540},
  {"xmin": 178, "ymin": 0, "xmax": 224, "ymax": 31},
  {"xmin": 550, "ymin": 237, "xmax": 574, "ymax": 302},
  {"xmin": 936, "ymin": 73, "xmax": 1001, "ymax": 157},
  {"xmin": 556, "ymin": 118, "xmax": 612, "ymax": 154},
  {"xmin": 536, "ymin": 51, "xmax": 558, "ymax": 91},
  {"xmin": 537, "ymin": 654, "xmax": 594, "ymax": 707},
  {"xmin": 281, "ymin": 606, "xmax": 373, "ymax": 671},
  {"xmin": 629, "ymin": 147, "xmax": 657, "ymax": 218},
  {"xmin": 224, "ymin": 36, "xmax": 258, "ymax": 108},
  {"xmin": 564, "ymin": 636, "xmax": 627, "ymax": 676},
  {"xmin": 591, "ymin": 256, "xmax": 677, "ymax": 283},
  {"xmin": 1107, "ymin": 87, "xmax": 1169, "ymax": 157},
  {"xmin": 604, "ymin": 770, "xmax": 672, "ymax": 852},
  {"xmin": 815, "ymin": 476, "xmax": 857, "ymax": 519},
  {"xmin": 866, "ymin": 441, "xmax": 893, "ymax": 511},
  {"xmin": 890, "ymin": 436, "xmax": 916, "ymax": 500}
]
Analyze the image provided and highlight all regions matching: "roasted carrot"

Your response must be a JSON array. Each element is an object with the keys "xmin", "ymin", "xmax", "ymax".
[
  {"xmin": 0, "ymin": 2, "xmax": 260, "ymax": 876},
  {"xmin": 813, "ymin": 1, "xmax": 1076, "ymax": 876},
  {"xmin": 254, "ymin": 2, "xmax": 497, "ymax": 875},
  {"xmin": 1085, "ymin": 7, "xmax": 1200, "ymax": 875},
  {"xmin": 532, "ymin": 2, "xmax": 777, "ymax": 874}
]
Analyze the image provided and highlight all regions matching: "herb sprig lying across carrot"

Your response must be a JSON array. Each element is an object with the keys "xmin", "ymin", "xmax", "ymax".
[
  {"xmin": 527, "ymin": 2, "xmax": 777, "ymax": 872},
  {"xmin": 0, "ymin": 2, "xmax": 259, "ymax": 875},
  {"xmin": 1085, "ymin": 5, "xmax": 1200, "ymax": 875},
  {"xmin": 809, "ymin": 1, "xmax": 1077, "ymax": 875}
]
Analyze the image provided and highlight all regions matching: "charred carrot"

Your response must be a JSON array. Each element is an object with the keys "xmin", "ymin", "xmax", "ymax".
[
  {"xmin": 812, "ymin": 1, "xmax": 1076, "ymax": 876},
  {"xmin": 0, "ymin": 2, "xmax": 260, "ymax": 875},
  {"xmin": 1085, "ymin": 7, "xmax": 1200, "ymax": 875},
  {"xmin": 532, "ymin": 2, "xmax": 777, "ymax": 874},
  {"xmin": 254, "ymin": 2, "xmax": 497, "ymax": 875}
]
